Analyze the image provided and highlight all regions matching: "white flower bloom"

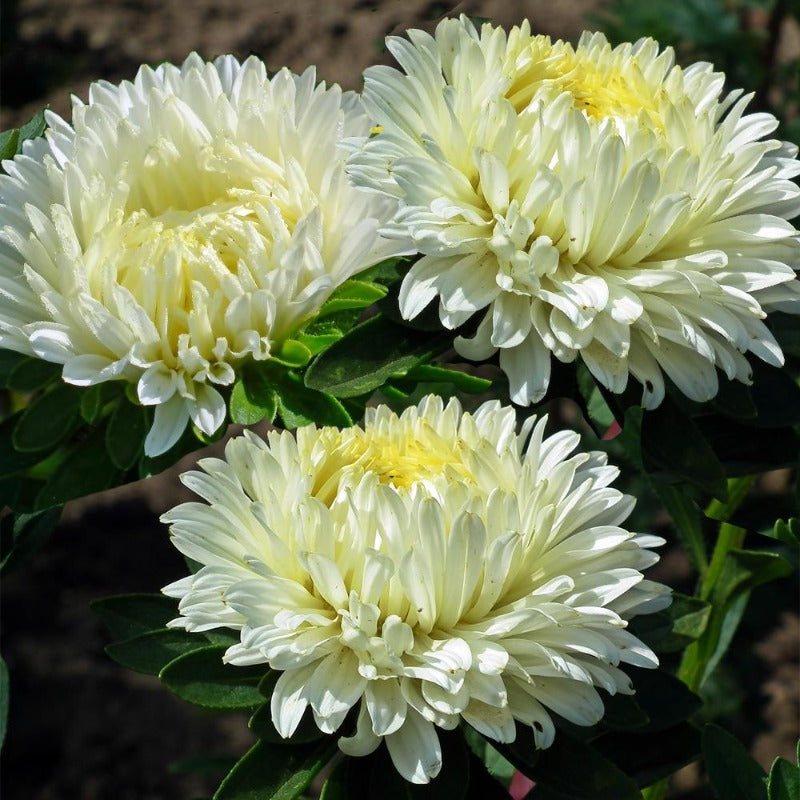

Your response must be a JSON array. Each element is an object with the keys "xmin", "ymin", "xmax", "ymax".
[
  {"xmin": 163, "ymin": 395, "xmax": 669, "ymax": 783},
  {"xmin": 348, "ymin": 17, "xmax": 800, "ymax": 408},
  {"xmin": 0, "ymin": 55, "xmax": 406, "ymax": 455}
]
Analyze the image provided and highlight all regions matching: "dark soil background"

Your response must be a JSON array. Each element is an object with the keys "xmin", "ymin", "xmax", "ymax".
[{"xmin": 1, "ymin": 2, "xmax": 798, "ymax": 798}]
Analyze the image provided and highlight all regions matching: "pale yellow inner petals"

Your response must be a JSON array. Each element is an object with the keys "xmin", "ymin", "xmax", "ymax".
[{"xmin": 507, "ymin": 38, "xmax": 664, "ymax": 129}]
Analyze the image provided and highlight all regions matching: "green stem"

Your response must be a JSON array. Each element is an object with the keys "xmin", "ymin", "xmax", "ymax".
[
  {"xmin": 672, "ymin": 476, "xmax": 755, "ymax": 691},
  {"xmin": 645, "ymin": 477, "xmax": 755, "ymax": 799},
  {"xmin": 698, "ymin": 521, "xmax": 747, "ymax": 603}
]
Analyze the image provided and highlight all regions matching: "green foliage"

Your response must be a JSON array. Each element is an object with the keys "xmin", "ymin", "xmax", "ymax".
[
  {"xmin": 105, "ymin": 629, "xmax": 213, "ymax": 675},
  {"xmin": 0, "ymin": 110, "xmax": 47, "ymax": 164},
  {"xmin": 273, "ymin": 370, "xmax": 352, "ymax": 428},
  {"xmin": 767, "ymin": 518, "xmax": 800, "ymax": 548},
  {"xmin": 641, "ymin": 398, "xmax": 728, "ymax": 501},
  {"xmin": 653, "ymin": 484, "xmax": 708, "ymax": 571},
  {"xmin": 518, "ymin": 729, "xmax": 642, "ymax": 800},
  {"xmin": 159, "ymin": 646, "xmax": 266, "ymax": 710},
  {"xmin": 105, "ymin": 396, "xmax": 148, "ymax": 470},
  {"xmin": 0, "ymin": 350, "xmax": 29, "ymax": 387},
  {"xmin": 229, "ymin": 377, "xmax": 277, "ymax": 426},
  {"xmin": 0, "ymin": 507, "xmax": 62, "ymax": 574},
  {"xmin": 597, "ymin": 723, "xmax": 702, "ymax": 787},
  {"xmin": 213, "ymin": 739, "xmax": 338, "ymax": 800},
  {"xmin": 767, "ymin": 744, "xmax": 800, "ymax": 800},
  {"xmin": 35, "ymin": 427, "xmax": 121, "ymax": 508},
  {"xmin": 270, "ymin": 340, "xmax": 313, "ymax": 369},
  {"xmin": 317, "ymin": 278, "xmax": 389, "ymax": 317},
  {"xmin": 305, "ymin": 314, "xmax": 450, "ymax": 398},
  {"xmin": 79, "ymin": 382, "xmax": 124, "ymax": 424},
  {"xmin": 5, "ymin": 357, "xmax": 62, "ymax": 392},
  {"xmin": 92, "ymin": 593, "xmax": 179, "ymax": 641},
  {"xmin": 703, "ymin": 724, "xmax": 768, "ymax": 800},
  {"xmin": 462, "ymin": 727, "xmax": 515, "ymax": 788},
  {"xmin": 628, "ymin": 592, "xmax": 712, "ymax": 653},
  {"xmin": 394, "ymin": 364, "xmax": 492, "ymax": 395}
]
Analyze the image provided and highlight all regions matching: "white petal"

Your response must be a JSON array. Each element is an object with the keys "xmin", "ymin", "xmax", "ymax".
[{"xmin": 385, "ymin": 707, "xmax": 442, "ymax": 784}]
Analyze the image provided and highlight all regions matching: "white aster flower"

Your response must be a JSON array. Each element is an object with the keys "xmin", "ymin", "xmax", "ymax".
[
  {"xmin": 162, "ymin": 395, "xmax": 669, "ymax": 783},
  {"xmin": 0, "ymin": 55, "xmax": 405, "ymax": 455},
  {"xmin": 348, "ymin": 17, "xmax": 800, "ymax": 408}
]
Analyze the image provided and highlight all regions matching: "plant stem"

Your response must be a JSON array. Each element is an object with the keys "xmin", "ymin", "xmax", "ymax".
[{"xmin": 644, "ymin": 477, "xmax": 755, "ymax": 800}]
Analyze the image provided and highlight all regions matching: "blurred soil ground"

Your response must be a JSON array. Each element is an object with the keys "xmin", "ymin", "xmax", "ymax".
[{"xmin": 1, "ymin": 1, "xmax": 798, "ymax": 798}]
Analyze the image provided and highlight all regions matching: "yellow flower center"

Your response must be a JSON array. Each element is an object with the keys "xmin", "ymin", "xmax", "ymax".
[
  {"xmin": 507, "ymin": 38, "xmax": 663, "ymax": 129},
  {"xmin": 310, "ymin": 423, "xmax": 473, "ymax": 504}
]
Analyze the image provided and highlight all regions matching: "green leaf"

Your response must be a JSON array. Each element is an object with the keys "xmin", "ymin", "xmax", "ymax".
[
  {"xmin": 229, "ymin": 368, "xmax": 278, "ymax": 426},
  {"xmin": 160, "ymin": 645, "xmax": 266, "ymax": 710},
  {"xmin": 305, "ymin": 315, "xmax": 449, "ymax": 398},
  {"xmin": 747, "ymin": 361, "xmax": 800, "ymax": 428},
  {"xmin": 463, "ymin": 726, "xmax": 516, "ymax": 788},
  {"xmin": 576, "ymin": 365, "xmax": 616, "ymax": 433},
  {"xmin": 703, "ymin": 723, "xmax": 767, "ymax": 800},
  {"xmin": 641, "ymin": 399, "xmax": 727, "ymax": 501},
  {"xmin": 714, "ymin": 549, "xmax": 794, "ymax": 609},
  {"xmin": 0, "ymin": 111, "xmax": 46, "ymax": 165},
  {"xmin": 106, "ymin": 628, "xmax": 210, "ymax": 675},
  {"xmin": 768, "ymin": 754, "xmax": 800, "ymax": 800},
  {"xmin": 0, "ymin": 654, "xmax": 8, "ymax": 750},
  {"xmin": 702, "ymin": 592, "xmax": 750, "ymax": 686},
  {"xmin": 12, "ymin": 382, "xmax": 81, "ymax": 452},
  {"xmin": 595, "ymin": 722, "xmax": 702, "ymax": 787},
  {"xmin": 0, "ymin": 350, "xmax": 29, "ymax": 387},
  {"xmin": 17, "ymin": 110, "xmax": 47, "ymax": 145},
  {"xmin": 0, "ymin": 507, "xmax": 62, "ymax": 574},
  {"xmin": 105, "ymin": 397, "xmax": 147, "ymax": 470},
  {"xmin": 464, "ymin": 751, "xmax": 513, "ymax": 799},
  {"xmin": 80, "ymin": 382, "xmax": 124, "ymax": 424},
  {"xmin": 525, "ymin": 730, "xmax": 642, "ymax": 800},
  {"xmin": 712, "ymin": 379, "xmax": 757, "ymax": 420},
  {"xmin": 625, "ymin": 668, "xmax": 702, "ymax": 733},
  {"xmin": 0, "ymin": 129, "xmax": 19, "ymax": 161},
  {"xmin": 6, "ymin": 357, "xmax": 62, "ymax": 392},
  {"xmin": 767, "ymin": 518, "xmax": 800, "ymax": 547},
  {"xmin": 599, "ymin": 692, "xmax": 650, "ymax": 731},
  {"xmin": 318, "ymin": 279, "xmax": 388, "ymax": 317},
  {"xmin": 214, "ymin": 738, "xmax": 337, "ymax": 800},
  {"xmin": 368, "ymin": 730, "xmax": 470, "ymax": 799},
  {"xmin": 653, "ymin": 483, "xmax": 707, "ymax": 572},
  {"xmin": 92, "ymin": 593, "xmax": 179, "ymax": 641},
  {"xmin": 771, "ymin": 312, "xmax": 800, "ymax": 358},
  {"xmin": 698, "ymin": 418, "xmax": 800, "ymax": 475},
  {"xmin": 35, "ymin": 427, "xmax": 121, "ymax": 508},
  {"xmin": 274, "ymin": 371, "xmax": 352, "ymax": 428},
  {"xmin": 356, "ymin": 256, "xmax": 407, "ymax": 286},
  {"xmin": 296, "ymin": 332, "xmax": 343, "ymax": 357},
  {"xmin": 320, "ymin": 757, "xmax": 371, "ymax": 800},
  {"xmin": 628, "ymin": 592, "xmax": 711, "ymax": 653},
  {"xmin": 0, "ymin": 414, "xmax": 51, "ymax": 479},
  {"xmin": 271, "ymin": 340, "xmax": 313, "ymax": 369},
  {"xmin": 400, "ymin": 364, "xmax": 492, "ymax": 394}
]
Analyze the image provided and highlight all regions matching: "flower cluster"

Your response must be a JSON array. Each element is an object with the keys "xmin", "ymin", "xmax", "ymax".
[
  {"xmin": 348, "ymin": 17, "xmax": 800, "ymax": 407},
  {"xmin": 163, "ymin": 396, "xmax": 669, "ymax": 782},
  {"xmin": 0, "ymin": 54, "xmax": 405, "ymax": 454}
]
